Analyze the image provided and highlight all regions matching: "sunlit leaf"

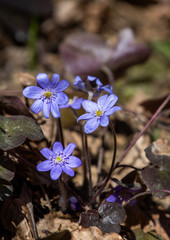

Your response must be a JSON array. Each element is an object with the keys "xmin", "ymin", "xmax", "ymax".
[{"xmin": 0, "ymin": 115, "xmax": 44, "ymax": 151}]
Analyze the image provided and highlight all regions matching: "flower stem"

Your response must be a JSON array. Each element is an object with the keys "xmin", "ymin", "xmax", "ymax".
[
  {"xmin": 87, "ymin": 121, "xmax": 117, "ymax": 205},
  {"xmin": 56, "ymin": 117, "xmax": 65, "ymax": 147},
  {"xmin": 97, "ymin": 128, "xmax": 106, "ymax": 181},
  {"xmin": 114, "ymin": 93, "xmax": 170, "ymax": 169},
  {"xmin": 71, "ymin": 108, "xmax": 88, "ymax": 191},
  {"xmin": 84, "ymin": 133, "xmax": 93, "ymax": 198},
  {"xmin": 59, "ymin": 175, "xmax": 67, "ymax": 212}
]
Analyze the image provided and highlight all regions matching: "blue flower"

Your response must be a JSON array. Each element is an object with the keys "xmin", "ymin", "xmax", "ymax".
[
  {"xmin": 37, "ymin": 141, "xmax": 82, "ymax": 180},
  {"xmin": 59, "ymin": 96, "xmax": 84, "ymax": 110},
  {"xmin": 106, "ymin": 185, "xmax": 141, "ymax": 205},
  {"xmin": 23, "ymin": 73, "xmax": 69, "ymax": 118},
  {"xmin": 74, "ymin": 75, "xmax": 113, "ymax": 97},
  {"xmin": 77, "ymin": 94, "xmax": 121, "ymax": 134}
]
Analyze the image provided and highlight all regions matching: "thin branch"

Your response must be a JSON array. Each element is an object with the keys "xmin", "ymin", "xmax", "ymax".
[
  {"xmin": 123, "ymin": 189, "xmax": 170, "ymax": 207},
  {"xmin": 114, "ymin": 94, "xmax": 170, "ymax": 169}
]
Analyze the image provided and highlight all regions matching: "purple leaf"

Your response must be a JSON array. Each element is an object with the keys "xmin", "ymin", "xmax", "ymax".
[
  {"xmin": 0, "ymin": 96, "xmax": 33, "ymax": 117},
  {"xmin": 79, "ymin": 202, "xmax": 126, "ymax": 233},
  {"xmin": 60, "ymin": 29, "xmax": 150, "ymax": 75},
  {"xmin": 141, "ymin": 139, "xmax": 170, "ymax": 197}
]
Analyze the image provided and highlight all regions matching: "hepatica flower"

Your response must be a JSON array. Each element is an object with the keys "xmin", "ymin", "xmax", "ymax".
[
  {"xmin": 37, "ymin": 142, "xmax": 82, "ymax": 180},
  {"xmin": 23, "ymin": 73, "xmax": 69, "ymax": 118},
  {"xmin": 74, "ymin": 75, "xmax": 113, "ymax": 97},
  {"xmin": 59, "ymin": 96, "xmax": 84, "ymax": 110},
  {"xmin": 77, "ymin": 94, "xmax": 121, "ymax": 134},
  {"xmin": 106, "ymin": 185, "xmax": 141, "ymax": 205}
]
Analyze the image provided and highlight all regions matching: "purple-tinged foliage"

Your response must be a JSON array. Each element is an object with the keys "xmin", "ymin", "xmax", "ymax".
[
  {"xmin": 141, "ymin": 139, "xmax": 170, "ymax": 198},
  {"xmin": 60, "ymin": 29, "xmax": 150, "ymax": 75},
  {"xmin": 37, "ymin": 142, "xmax": 82, "ymax": 180},
  {"xmin": 74, "ymin": 76, "xmax": 113, "ymax": 97},
  {"xmin": 23, "ymin": 73, "xmax": 69, "ymax": 119},
  {"xmin": 59, "ymin": 96, "xmax": 84, "ymax": 110},
  {"xmin": 79, "ymin": 202, "xmax": 126, "ymax": 233},
  {"xmin": 77, "ymin": 94, "xmax": 121, "ymax": 134}
]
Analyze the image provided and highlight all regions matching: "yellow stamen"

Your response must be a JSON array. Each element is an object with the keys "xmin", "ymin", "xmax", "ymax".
[
  {"xmin": 44, "ymin": 91, "xmax": 52, "ymax": 98},
  {"xmin": 56, "ymin": 156, "xmax": 62, "ymax": 162},
  {"xmin": 68, "ymin": 98, "xmax": 73, "ymax": 104},
  {"xmin": 96, "ymin": 110, "xmax": 102, "ymax": 116}
]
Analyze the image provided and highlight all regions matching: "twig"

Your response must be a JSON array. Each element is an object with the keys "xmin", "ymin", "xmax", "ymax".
[
  {"xmin": 123, "ymin": 189, "xmax": 170, "ymax": 207},
  {"xmin": 114, "ymin": 94, "xmax": 170, "ymax": 169}
]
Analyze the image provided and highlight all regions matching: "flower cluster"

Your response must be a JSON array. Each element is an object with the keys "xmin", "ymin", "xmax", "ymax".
[
  {"xmin": 23, "ymin": 73, "xmax": 69, "ymax": 118},
  {"xmin": 23, "ymin": 73, "xmax": 121, "ymax": 181},
  {"xmin": 77, "ymin": 94, "xmax": 121, "ymax": 134},
  {"xmin": 74, "ymin": 75, "xmax": 113, "ymax": 97},
  {"xmin": 37, "ymin": 141, "xmax": 82, "ymax": 180}
]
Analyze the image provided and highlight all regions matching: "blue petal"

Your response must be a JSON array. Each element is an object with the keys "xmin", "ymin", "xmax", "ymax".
[
  {"xmin": 37, "ymin": 160, "xmax": 52, "ymax": 172},
  {"xmin": 67, "ymin": 156, "xmax": 82, "ymax": 168},
  {"xmin": 96, "ymin": 78, "xmax": 103, "ymax": 87},
  {"xmin": 37, "ymin": 73, "xmax": 50, "ymax": 88},
  {"xmin": 23, "ymin": 86, "xmax": 42, "ymax": 99},
  {"xmin": 82, "ymin": 100, "xmax": 98, "ymax": 113},
  {"xmin": 43, "ymin": 99, "xmax": 51, "ymax": 119},
  {"xmin": 71, "ymin": 98, "xmax": 84, "ymax": 110},
  {"xmin": 100, "ymin": 115, "xmax": 109, "ymax": 127},
  {"xmin": 50, "ymin": 165, "xmax": 62, "ymax": 180},
  {"xmin": 40, "ymin": 148, "xmax": 54, "ymax": 159},
  {"xmin": 53, "ymin": 142, "xmax": 63, "ymax": 152},
  {"xmin": 62, "ymin": 165, "xmax": 75, "ymax": 177},
  {"xmin": 59, "ymin": 103, "xmax": 69, "ymax": 109},
  {"xmin": 51, "ymin": 100, "xmax": 61, "ymax": 118},
  {"xmin": 57, "ymin": 92, "xmax": 69, "ymax": 105},
  {"xmin": 97, "ymin": 94, "xmax": 108, "ymax": 109},
  {"xmin": 51, "ymin": 74, "xmax": 59, "ymax": 88},
  {"xmin": 77, "ymin": 113, "xmax": 93, "ymax": 122},
  {"xmin": 106, "ymin": 194, "xmax": 116, "ymax": 202},
  {"xmin": 105, "ymin": 106, "xmax": 121, "ymax": 116},
  {"xmin": 102, "ymin": 85, "xmax": 113, "ymax": 94},
  {"xmin": 74, "ymin": 76, "xmax": 85, "ymax": 90},
  {"xmin": 87, "ymin": 76, "xmax": 97, "ymax": 81},
  {"xmin": 103, "ymin": 94, "xmax": 118, "ymax": 110},
  {"xmin": 64, "ymin": 143, "xmax": 76, "ymax": 156},
  {"xmin": 30, "ymin": 99, "xmax": 43, "ymax": 114},
  {"xmin": 84, "ymin": 118, "xmax": 100, "ymax": 134},
  {"xmin": 55, "ymin": 80, "xmax": 69, "ymax": 92}
]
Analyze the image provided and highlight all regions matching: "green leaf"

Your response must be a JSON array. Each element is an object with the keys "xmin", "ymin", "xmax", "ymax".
[{"xmin": 0, "ymin": 115, "xmax": 44, "ymax": 151}]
